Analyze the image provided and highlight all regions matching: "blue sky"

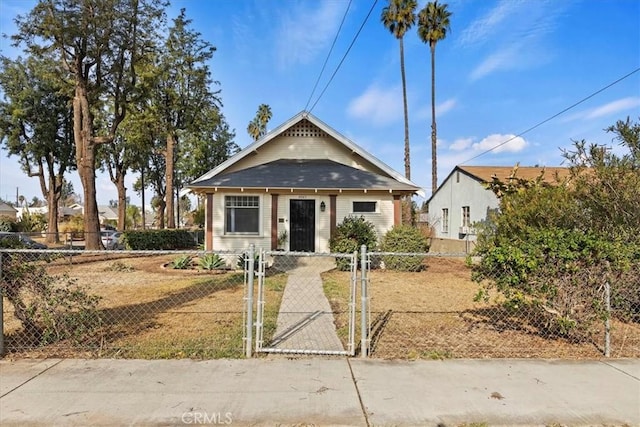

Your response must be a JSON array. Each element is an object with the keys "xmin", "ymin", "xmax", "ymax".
[{"xmin": 1, "ymin": 0, "xmax": 639, "ymax": 206}]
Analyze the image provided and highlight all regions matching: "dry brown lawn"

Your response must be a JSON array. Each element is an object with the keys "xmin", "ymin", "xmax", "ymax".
[
  {"xmin": 3, "ymin": 254, "xmax": 638, "ymax": 360},
  {"xmin": 323, "ymin": 257, "xmax": 640, "ymax": 359},
  {"xmin": 2, "ymin": 253, "xmax": 285, "ymax": 359}
]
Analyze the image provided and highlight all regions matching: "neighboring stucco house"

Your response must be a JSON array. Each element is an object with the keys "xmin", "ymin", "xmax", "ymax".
[
  {"xmin": 187, "ymin": 111, "xmax": 423, "ymax": 252},
  {"xmin": 427, "ymin": 165, "xmax": 569, "ymax": 241},
  {"xmin": 0, "ymin": 201, "xmax": 17, "ymax": 220}
]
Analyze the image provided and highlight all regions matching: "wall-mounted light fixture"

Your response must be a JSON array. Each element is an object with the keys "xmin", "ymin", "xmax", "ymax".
[{"xmin": 320, "ymin": 201, "xmax": 326, "ymax": 212}]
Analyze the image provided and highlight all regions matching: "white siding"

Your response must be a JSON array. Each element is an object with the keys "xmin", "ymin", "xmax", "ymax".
[
  {"xmin": 225, "ymin": 135, "xmax": 389, "ymax": 177},
  {"xmin": 336, "ymin": 194, "xmax": 394, "ymax": 245},
  {"xmin": 210, "ymin": 192, "xmax": 272, "ymax": 252},
  {"xmin": 209, "ymin": 191, "xmax": 396, "ymax": 252},
  {"xmin": 428, "ymin": 169, "xmax": 499, "ymax": 240}
]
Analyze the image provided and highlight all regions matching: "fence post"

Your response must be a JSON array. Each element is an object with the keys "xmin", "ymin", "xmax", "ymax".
[
  {"xmin": 360, "ymin": 244, "xmax": 368, "ymax": 358},
  {"xmin": 0, "ymin": 252, "xmax": 4, "ymax": 356},
  {"xmin": 245, "ymin": 245, "xmax": 255, "ymax": 358},
  {"xmin": 604, "ymin": 281, "xmax": 611, "ymax": 358}
]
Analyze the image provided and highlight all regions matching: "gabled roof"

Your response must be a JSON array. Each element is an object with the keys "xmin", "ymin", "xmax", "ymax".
[
  {"xmin": 191, "ymin": 159, "xmax": 420, "ymax": 192},
  {"xmin": 188, "ymin": 111, "xmax": 424, "ymax": 196},
  {"xmin": 0, "ymin": 201, "xmax": 17, "ymax": 212},
  {"xmin": 458, "ymin": 165, "xmax": 570, "ymax": 183},
  {"xmin": 427, "ymin": 165, "xmax": 570, "ymax": 204}
]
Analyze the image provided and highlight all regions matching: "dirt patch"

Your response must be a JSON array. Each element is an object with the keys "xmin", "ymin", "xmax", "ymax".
[{"xmin": 323, "ymin": 257, "xmax": 640, "ymax": 359}]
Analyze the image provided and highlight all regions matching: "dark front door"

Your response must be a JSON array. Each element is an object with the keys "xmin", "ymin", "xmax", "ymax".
[{"xmin": 290, "ymin": 199, "xmax": 315, "ymax": 252}]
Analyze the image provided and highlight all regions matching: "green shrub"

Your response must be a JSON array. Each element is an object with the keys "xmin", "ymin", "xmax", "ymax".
[
  {"xmin": 329, "ymin": 216, "xmax": 377, "ymax": 270},
  {"xmin": 380, "ymin": 225, "xmax": 429, "ymax": 271},
  {"xmin": 122, "ymin": 229, "xmax": 198, "ymax": 250},
  {"xmin": 199, "ymin": 253, "xmax": 226, "ymax": 270},
  {"xmin": 1, "ymin": 252, "xmax": 102, "ymax": 346},
  {"xmin": 0, "ymin": 215, "xmax": 18, "ymax": 232}
]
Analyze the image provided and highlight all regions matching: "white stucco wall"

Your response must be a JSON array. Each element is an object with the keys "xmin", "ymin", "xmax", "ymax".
[
  {"xmin": 208, "ymin": 191, "xmax": 395, "ymax": 253},
  {"xmin": 224, "ymin": 135, "xmax": 389, "ymax": 177},
  {"xmin": 428, "ymin": 169, "xmax": 499, "ymax": 240}
]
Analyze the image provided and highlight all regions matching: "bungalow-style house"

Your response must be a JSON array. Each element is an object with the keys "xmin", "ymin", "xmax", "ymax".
[
  {"xmin": 0, "ymin": 201, "xmax": 18, "ymax": 220},
  {"xmin": 187, "ymin": 111, "xmax": 423, "ymax": 252},
  {"xmin": 427, "ymin": 165, "xmax": 570, "ymax": 241}
]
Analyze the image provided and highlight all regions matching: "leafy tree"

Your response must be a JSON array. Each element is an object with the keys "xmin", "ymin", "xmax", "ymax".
[
  {"xmin": 381, "ymin": 0, "xmax": 416, "ymax": 181},
  {"xmin": 473, "ymin": 118, "xmax": 640, "ymax": 341},
  {"xmin": 11, "ymin": 0, "xmax": 166, "ymax": 249},
  {"xmin": 247, "ymin": 104, "xmax": 272, "ymax": 141},
  {"xmin": 0, "ymin": 55, "xmax": 75, "ymax": 243},
  {"xmin": 417, "ymin": 0, "xmax": 452, "ymax": 194},
  {"xmin": 147, "ymin": 8, "xmax": 220, "ymax": 229}
]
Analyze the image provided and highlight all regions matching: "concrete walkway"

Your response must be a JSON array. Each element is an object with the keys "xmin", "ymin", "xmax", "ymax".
[
  {"xmin": 1, "ymin": 358, "xmax": 638, "ymax": 426},
  {"xmin": 268, "ymin": 256, "xmax": 345, "ymax": 353}
]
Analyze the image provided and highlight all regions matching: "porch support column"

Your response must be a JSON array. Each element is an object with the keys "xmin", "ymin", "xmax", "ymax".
[
  {"xmin": 271, "ymin": 194, "xmax": 279, "ymax": 250},
  {"xmin": 393, "ymin": 195, "xmax": 402, "ymax": 226},
  {"xmin": 205, "ymin": 193, "xmax": 214, "ymax": 250},
  {"xmin": 329, "ymin": 195, "xmax": 337, "ymax": 241}
]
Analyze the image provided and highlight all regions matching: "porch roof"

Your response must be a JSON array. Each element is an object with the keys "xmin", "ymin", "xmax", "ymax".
[{"xmin": 188, "ymin": 159, "xmax": 420, "ymax": 193}]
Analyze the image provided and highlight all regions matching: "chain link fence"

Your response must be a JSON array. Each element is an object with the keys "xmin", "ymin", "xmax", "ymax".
[
  {"xmin": 1, "ymin": 249, "xmax": 247, "ymax": 358},
  {"xmin": 2, "ymin": 246, "xmax": 638, "ymax": 359},
  {"xmin": 356, "ymin": 250, "xmax": 640, "ymax": 359},
  {"xmin": 254, "ymin": 251, "xmax": 357, "ymax": 356}
]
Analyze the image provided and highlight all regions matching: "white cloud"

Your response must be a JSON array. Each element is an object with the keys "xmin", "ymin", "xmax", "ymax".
[
  {"xmin": 458, "ymin": 0, "xmax": 520, "ymax": 47},
  {"xmin": 561, "ymin": 97, "xmax": 640, "ymax": 122},
  {"xmin": 469, "ymin": 45, "xmax": 519, "ymax": 81},
  {"xmin": 449, "ymin": 137, "xmax": 473, "ymax": 151},
  {"xmin": 437, "ymin": 98, "xmax": 457, "ymax": 116},
  {"xmin": 472, "ymin": 134, "xmax": 527, "ymax": 153},
  {"xmin": 585, "ymin": 97, "xmax": 640, "ymax": 119},
  {"xmin": 275, "ymin": 1, "xmax": 345, "ymax": 68},
  {"xmin": 347, "ymin": 84, "xmax": 403, "ymax": 125},
  {"xmin": 463, "ymin": 0, "xmax": 570, "ymax": 80}
]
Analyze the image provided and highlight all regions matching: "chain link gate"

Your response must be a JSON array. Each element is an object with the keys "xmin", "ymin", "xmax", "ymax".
[{"xmin": 254, "ymin": 250, "xmax": 357, "ymax": 356}]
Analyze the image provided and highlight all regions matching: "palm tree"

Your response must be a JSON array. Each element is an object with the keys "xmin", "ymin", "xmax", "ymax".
[
  {"xmin": 247, "ymin": 104, "xmax": 272, "ymax": 141},
  {"xmin": 381, "ymin": 0, "xmax": 417, "ymax": 182},
  {"xmin": 418, "ymin": 0, "xmax": 451, "ymax": 194}
]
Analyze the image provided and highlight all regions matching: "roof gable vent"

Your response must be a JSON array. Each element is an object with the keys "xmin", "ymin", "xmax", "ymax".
[{"xmin": 281, "ymin": 119, "xmax": 328, "ymax": 138}]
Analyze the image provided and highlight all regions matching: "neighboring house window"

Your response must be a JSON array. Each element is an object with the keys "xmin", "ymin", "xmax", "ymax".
[
  {"xmin": 353, "ymin": 201, "xmax": 377, "ymax": 213},
  {"xmin": 225, "ymin": 196, "xmax": 259, "ymax": 234},
  {"xmin": 442, "ymin": 208, "xmax": 449, "ymax": 233},
  {"xmin": 462, "ymin": 206, "xmax": 471, "ymax": 227}
]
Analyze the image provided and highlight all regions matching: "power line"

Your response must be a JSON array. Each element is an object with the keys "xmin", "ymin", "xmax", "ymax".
[
  {"xmin": 308, "ymin": 0, "xmax": 379, "ymax": 114},
  {"xmin": 461, "ymin": 66, "xmax": 640, "ymax": 164},
  {"xmin": 303, "ymin": 0, "xmax": 353, "ymax": 112}
]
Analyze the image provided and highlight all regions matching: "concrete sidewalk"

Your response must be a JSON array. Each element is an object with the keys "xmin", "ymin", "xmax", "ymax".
[{"xmin": 1, "ymin": 358, "xmax": 638, "ymax": 426}]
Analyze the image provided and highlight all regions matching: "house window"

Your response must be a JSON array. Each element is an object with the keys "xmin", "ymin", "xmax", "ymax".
[
  {"xmin": 442, "ymin": 208, "xmax": 449, "ymax": 233},
  {"xmin": 462, "ymin": 206, "xmax": 471, "ymax": 227},
  {"xmin": 353, "ymin": 201, "xmax": 377, "ymax": 213},
  {"xmin": 225, "ymin": 196, "xmax": 259, "ymax": 234}
]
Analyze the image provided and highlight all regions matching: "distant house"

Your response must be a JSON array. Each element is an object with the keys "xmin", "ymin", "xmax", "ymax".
[
  {"xmin": 187, "ymin": 111, "xmax": 423, "ymax": 252},
  {"xmin": 0, "ymin": 201, "xmax": 17, "ymax": 220},
  {"xmin": 427, "ymin": 165, "xmax": 570, "ymax": 241},
  {"xmin": 98, "ymin": 205, "xmax": 119, "ymax": 225}
]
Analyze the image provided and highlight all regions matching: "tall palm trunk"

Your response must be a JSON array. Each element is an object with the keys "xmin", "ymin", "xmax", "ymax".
[
  {"xmin": 400, "ymin": 38, "xmax": 410, "ymax": 180},
  {"xmin": 400, "ymin": 37, "xmax": 412, "ymax": 224},
  {"xmin": 430, "ymin": 41, "xmax": 438, "ymax": 194}
]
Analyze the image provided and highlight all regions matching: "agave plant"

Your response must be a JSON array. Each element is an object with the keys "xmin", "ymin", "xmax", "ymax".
[
  {"xmin": 170, "ymin": 255, "xmax": 193, "ymax": 269},
  {"xmin": 199, "ymin": 253, "xmax": 225, "ymax": 270}
]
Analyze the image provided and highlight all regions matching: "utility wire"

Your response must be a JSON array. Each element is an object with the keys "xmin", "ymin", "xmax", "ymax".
[
  {"xmin": 308, "ymin": 0, "xmax": 379, "ymax": 114},
  {"xmin": 461, "ymin": 66, "xmax": 640, "ymax": 164},
  {"xmin": 303, "ymin": 0, "xmax": 353, "ymax": 112}
]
